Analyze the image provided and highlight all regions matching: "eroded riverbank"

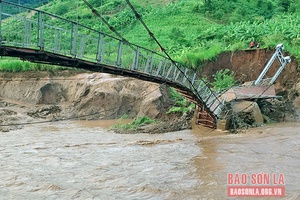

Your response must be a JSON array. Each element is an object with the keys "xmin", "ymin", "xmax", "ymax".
[
  {"xmin": 0, "ymin": 121, "xmax": 299, "ymax": 199},
  {"xmin": 0, "ymin": 71, "xmax": 180, "ymax": 133}
]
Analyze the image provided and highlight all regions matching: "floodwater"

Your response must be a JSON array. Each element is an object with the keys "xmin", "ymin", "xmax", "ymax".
[{"xmin": 0, "ymin": 121, "xmax": 299, "ymax": 200}]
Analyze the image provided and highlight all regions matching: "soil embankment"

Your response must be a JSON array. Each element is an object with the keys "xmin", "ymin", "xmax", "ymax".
[
  {"xmin": 0, "ymin": 71, "xmax": 177, "ymax": 132},
  {"xmin": 201, "ymin": 48, "xmax": 299, "ymax": 93}
]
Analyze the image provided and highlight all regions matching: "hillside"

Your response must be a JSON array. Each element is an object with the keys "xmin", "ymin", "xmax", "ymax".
[
  {"xmin": 31, "ymin": 0, "xmax": 300, "ymax": 70},
  {"xmin": 3, "ymin": 0, "xmax": 48, "ymax": 13},
  {"xmin": 3, "ymin": 0, "xmax": 300, "ymax": 70},
  {"xmin": 6, "ymin": 0, "xmax": 48, "ymax": 7},
  {"xmin": 0, "ymin": 1, "xmax": 299, "ymax": 131}
]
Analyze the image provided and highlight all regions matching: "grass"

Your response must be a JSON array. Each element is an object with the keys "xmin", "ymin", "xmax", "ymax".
[
  {"xmin": 110, "ymin": 116, "xmax": 156, "ymax": 130},
  {"xmin": 1, "ymin": 0, "xmax": 299, "ymax": 72},
  {"xmin": 120, "ymin": 114, "xmax": 130, "ymax": 119},
  {"xmin": 0, "ymin": 58, "xmax": 68, "ymax": 72},
  {"xmin": 175, "ymin": 42, "xmax": 223, "ymax": 70}
]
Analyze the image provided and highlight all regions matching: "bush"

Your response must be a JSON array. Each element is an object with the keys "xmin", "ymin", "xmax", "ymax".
[
  {"xmin": 110, "ymin": 116, "xmax": 156, "ymax": 130},
  {"xmin": 53, "ymin": 3, "xmax": 69, "ymax": 15},
  {"xmin": 108, "ymin": 8, "xmax": 136, "ymax": 29},
  {"xmin": 131, "ymin": 116, "xmax": 155, "ymax": 126},
  {"xmin": 211, "ymin": 69, "xmax": 236, "ymax": 92},
  {"xmin": 167, "ymin": 88, "xmax": 195, "ymax": 114},
  {"xmin": 120, "ymin": 114, "xmax": 129, "ymax": 119}
]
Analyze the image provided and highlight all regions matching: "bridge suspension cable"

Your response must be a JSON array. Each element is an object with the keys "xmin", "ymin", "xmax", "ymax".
[
  {"xmin": 82, "ymin": 0, "xmax": 147, "ymax": 59},
  {"xmin": 124, "ymin": 0, "xmax": 221, "ymax": 110},
  {"xmin": 82, "ymin": 0, "xmax": 129, "ymax": 45},
  {"xmin": 82, "ymin": 0, "xmax": 210, "ymax": 102},
  {"xmin": 77, "ymin": 0, "xmax": 224, "ymax": 128},
  {"xmin": 0, "ymin": 0, "xmax": 225, "ymax": 128}
]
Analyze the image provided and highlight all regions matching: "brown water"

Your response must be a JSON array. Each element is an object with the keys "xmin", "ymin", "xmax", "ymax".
[{"xmin": 0, "ymin": 121, "xmax": 299, "ymax": 199}]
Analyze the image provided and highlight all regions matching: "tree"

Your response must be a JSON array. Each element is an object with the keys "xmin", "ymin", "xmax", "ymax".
[{"xmin": 203, "ymin": 0, "xmax": 213, "ymax": 11}]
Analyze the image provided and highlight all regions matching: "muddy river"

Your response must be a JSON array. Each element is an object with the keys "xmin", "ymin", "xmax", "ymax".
[{"xmin": 0, "ymin": 121, "xmax": 299, "ymax": 199}]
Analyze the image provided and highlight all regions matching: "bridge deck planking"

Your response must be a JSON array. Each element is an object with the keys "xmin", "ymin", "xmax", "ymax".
[
  {"xmin": 0, "ymin": 0, "xmax": 225, "ymax": 129},
  {"xmin": 0, "ymin": 45, "xmax": 219, "ymax": 128},
  {"xmin": 0, "ymin": 46, "xmax": 191, "ymax": 90}
]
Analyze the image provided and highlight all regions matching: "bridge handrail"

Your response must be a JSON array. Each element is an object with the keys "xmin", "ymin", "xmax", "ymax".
[
  {"xmin": 0, "ymin": 0, "xmax": 165, "ymax": 58},
  {"xmin": 0, "ymin": 0, "xmax": 224, "ymax": 123}
]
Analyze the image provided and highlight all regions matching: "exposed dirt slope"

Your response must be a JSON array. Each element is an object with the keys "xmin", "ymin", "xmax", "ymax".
[
  {"xmin": 201, "ymin": 48, "xmax": 299, "ymax": 93},
  {"xmin": 0, "ymin": 72, "xmax": 173, "ymax": 132},
  {"xmin": 201, "ymin": 48, "xmax": 300, "ymax": 124}
]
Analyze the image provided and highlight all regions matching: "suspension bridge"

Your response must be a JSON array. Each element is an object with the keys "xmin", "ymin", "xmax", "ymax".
[{"xmin": 0, "ymin": 1, "xmax": 291, "ymax": 129}]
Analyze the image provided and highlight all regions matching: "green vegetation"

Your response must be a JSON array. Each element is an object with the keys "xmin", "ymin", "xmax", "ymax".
[
  {"xmin": 119, "ymin": 114, "xmax": 130, "ymax": 119},
  {"xmin": 167, "ymin": 88, "xmax": 195, "ymax": 114},
  {"xmin": 0, "ymin": 58, "xmax": 68, "ymax": 72},
  {"xmin": 200, "ymin": 0, "xmax": 293, "ymax": 23},
  {"xmin": 211, "ymin": 69, "xmax": 236, "ymax": 92},
  {"xmin": 2, "ymin": 0, "xmax": 49, "ymax": 18},
  {"xmin": 9, "ymin": 0, "xmax": 49, "ymax": 7},
  {"xmin": 262, "ymin": 114, "xmax": 274, "ymax": 124},
  {"xmin": 1, "ymin": 0, "xmax": 300, "ymax": 71},
  {"xmin": 33, "ymin": 0, "xmax": 300, "ymax": 63},
  {"xmin": 110, "ymin": 116, "xmax": 156, "ymax": 130}
]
